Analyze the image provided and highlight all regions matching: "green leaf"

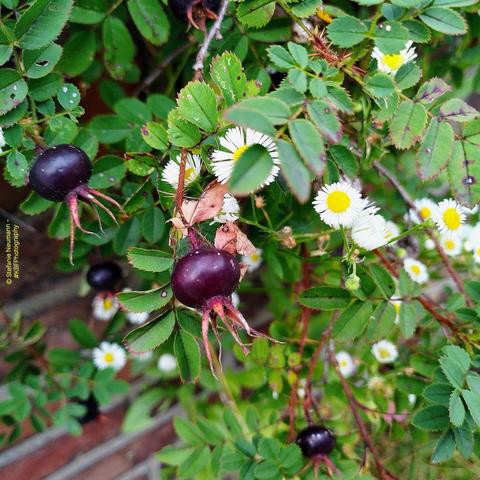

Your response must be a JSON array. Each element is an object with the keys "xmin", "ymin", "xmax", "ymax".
[
  {"xmin": 395, "ymin": 62, "xmax": 422, "ymax": 90},
  {"xmin": 326, "ymin": 85, "xmax": 354, "ymax": 113},
  {"xmin": 374, "ymin": 21, "xmax": 409, "ymax": 54},
  {"xmin": 6, "ymin": 151, "xmax": 27, "ymax": 181},
  {"xmin": 89, "ymin": 155, "xmax": 126, "ymax": 189},
  {"xmin": 307, "ymin": 100, "xmax": 342, "ymax": 143},
  {"xmin": 267, "ymin": 45, "xmax": 295, "ymax": 70},
  {"xmin": 127, "ymin": 247, "xmax": 173, "ymax": 272},
  {"xmin": 443, "ymin": 345, "xmax": 470, "ymax": 371},
  {"xmin": 276, "ymin": 139, "xmax": 312, "ymax": 203},
  {"xmin": 440, "ymin": 98, "xmax": 479, "ymax": 122},
  {"xmin": 89, "ymin": 115, "xmax": 131, "ymax": 144},
  {"xmin": 399, "ymin": 302, "xmax": 417, "ymax": 338},
  {"xmin": 118, "ymin": 286, "xmax": 172, "ymax": 313},
  {"xmin": 287, "ymin": 69, "xmax": 307, "ymax": 93},
  {"xmin": 369, "ymin": 264, "xmax": 396, "ymax": 299},
  {"xmin": 412, "ymin": 405, "xmax": 450, "ymax": 431},
  {"xmin": 69, "ymin": 319, "xmax": 98, "ymax": 348},
  {"xmin": 210, "ymin": 52, "xmax": 247, "ymax": 106},
  {"xmin": 237, "ymin": 97, "xmax": 290, "ymax": 125},
  {"xmin": 366, "ymin": 301, "xmax": 396, "ymax": 342},
  {"xmin": 288, "ymin": 41, "xmax": 309, "ymax": 69},
  {"xmin": 466, "ymin": 373, "xmax": 480, "ymax": 394},
  {"xmin": 423, "ymin": 384, "xmax": 454, "ymax": 406},
  {"xmin": 103, "ymin": 17, "xmax": 135, "ymax": 80},
  {"xmin": 127, "ymin": 0, "xmax": 170, "ymax": 45},
  {"xmin": 462, "ymin": 390, "xmax": 480, "ymax": 427},
  {"xmin": 419, "ymin": 7, "xmax": 467, "ymax": 35},
  {"xmin": 70, "ymin": 0, "xmax": 108, "ymax": 24},
  {"xmin": 416, "ymin": 119, "xmax": 454, "ymax": 180},
  {"xmin": 57, "ymin": 83, "xmax": 81, "ymax": 110},
  {"xmin": 365, "ymin": 72, "xmax": 396, "ymax": 98},
  {"xmin": 449, "ymin": 390, "xmax": 465, "ymax": 427},
  {"xmin": 434, "ymin": 0, "xmax": 477, "ymax": 6},
  {"xmin": 47, "ymin": 347, "xmax": 82, "ymax": 368},
  {"xmin": 229, "ymin": 144, "xmax": 273, "ymax": 194},
  {"xmin": 327, "ymin": 15, "xmax": 368, "ymax": 47},
  {"xmin": 288, "ymin": 119, "xmax": 326, "ymax": 175},
  {"xmin": 328, "ymin": 144, "xmax": 358, "ymax": 177},
  {"xmin": 439, "ymin": 356, "xmax": 466, "ymax": 389},
  {"xmin": 167, "ymin": 108, "xmax": 201, "ymax": 147},
  {"xmin": 124, "ymin": 311, "xmax": 175, "ymax": 353},
  {"xmin": 122, "ymin": 387, "xmax": 165, "ymax": 433},
  {"xmin": 300, "ymin": 286, "xmax": 351, "ymax": 310},
  {"xmin": 57, "ymin": 30, "xmax": 97, "ymax": 76},
  {"xmin": 453, "ymin": 425, "xmax": 474, "ymax": 459},
  {"xmin": 113, "ymin": 217, "xmax": 142, "ymax": 255},
  {"xmin": 431, "ymin": 429, "xmax": 455, "ymax": 463},
  {"xmin": 16, "ymin": 0, "xmax": 73, "ymax": 50},
  {"xmin": 115, "ymin": 98, "xmax": 151, "ymax": 124},
  {"xmin": 448, "ymin": 141, "xmax": 480, "ymax": 207},
  {"xmin": 178, "ymin": 445, "xmax": 210, "ymax": 478},
  {"xmin": 28, "ymin": 72, "xmax": 62, "ymax": 101},
  {"xmin": 390, "ymin": 99, "xmax": 427, "ymax": 149},
  {"xmin": 332, "ymin": 300, "xmax": 372, "ymax": 341},
  {"xmin": 142, "ymin": 208, "xmax": 165, "ymax": 243},
  {"xmin": 141, "ymin": 121, "xmax": 168, "ymax": 150},
  {"xmin": 237, "ymin": 0, "xmax": 276, "ymax": 28},
  {"xmin": 177, "ymin": 81, "xmax": 218, "ymax": 132},
  {"xmin": 157, "ymin": 446, "xmax": 196, "ymax": 466},
  {"xmin": 254, "ymin": 460, "xmax": 280, "ymax": 479},
  {"xmin": 23, "ymin": 43, "xmax": 63, "ymax": 79},
  {"xmin": 174, "ymin": 330, "xmax": 201, "ymax": 383},
  {"xmin": 0, "ymin": 69, "xmax": 28, "ymax": 116},
  {"xmin": 20, "ymin": 192, "xmax": 54, "ymax": 215},
  {"xmin": 224, "ymin": 104, "xmax": 276, "ymax": 137},
  {"xmin": 403, "ymin": 19, "xmax": 431, "ymax": 43}
]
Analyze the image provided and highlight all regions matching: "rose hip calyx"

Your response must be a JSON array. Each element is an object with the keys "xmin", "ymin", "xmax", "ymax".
[
  {"xmin": 168, "ymin": 0, "xmax": 220, "ymax": 30},
  {"xmin": 86, "ymin": 261, "xmax": 123, "ymax": 292},
  {"xmin": 171, "ymin": 246, "xmax": 274, "ymax": 374},
  {"xmin": 296, "ymin": 425, "xmax": 336, "ymax": 458},
  {"xmin": 28, "ymin": 145, "xmax": 126, "ymax": 264}
]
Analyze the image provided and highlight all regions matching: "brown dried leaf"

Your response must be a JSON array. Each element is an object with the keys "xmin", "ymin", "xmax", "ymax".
[
  {"xmin": 214, "ymin": 222, "xmax": 256, "ymax": 255},
  {"xmin": 189, "ymin": 181, "xmax": 228, "ymax": 224}
]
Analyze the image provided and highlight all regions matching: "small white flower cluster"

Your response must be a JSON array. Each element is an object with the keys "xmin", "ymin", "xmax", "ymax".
[{"xmin": 313, "ymin": 181, "xmax": 399, "ymax": 251}]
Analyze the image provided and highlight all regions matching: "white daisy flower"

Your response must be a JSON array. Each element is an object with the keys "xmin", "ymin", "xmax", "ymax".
[
  {"xmin": 336, "ymin": 351, "xmax": 356, "ymax": 378},
  {"xmin": 408, "ymin": 393, "xmax": 417, "ymax": 406},
  {"xmin": 272, "ymin": 390, "xmax": 279, "ymax": 400},
  {"xmin": 131, "ymin": 350, "xmax": 153, "ymax": 362},
  {"xmin": 432, "ymin": 199, "xmax": 465, "ymax": 239},
  {"xmin": 231, "ymin": 292, "xmax": 240, "ymax": 308},
  {"xmin": 92, "ymin": 342, "xmax": 127, "ymax": 371},
  {"xmin": 351, "ymin": 212, "xmax": 390, "ymax": 250},
  {"xmin": 211, "ymin": 193, "xmax": 240, "ymax": 224},
  {"xmin": 368, "ymin": 376, "xmax": 385, "ymax": 391},
  {"xmin": 126, "ymin": 311, "xmax": 149, "ymax": 325},
  {"xmin": 463, "ymin": 223, "xmax": 480, "ymax": 252},
  {"xmin": 157, "ymin": 353, "xmax": 177, "ymax": 372},
  {"xmin": 403, "ymin": 258, "xmax": 429, "ymax": 284},
  {"xmin": 92, "ymin": 293, "xmax": 119, "ymax": 321},
  {"xmin": 384, "ymin": 221, "xmax": 400, "ymax": 243},
  {"xmin": 0, "ymin": 127, "xmax": 5, "ymax": 153},
  {"xmin": 391, "ymin": 299, "xmax": 402, "ymax": 325},
  {"xmin": 473, "ymin": 243, "xmax": 480, "ymax": 264},
  {"xmin": 292, "ymin": 20, "xmax": 313, "ymax": 43},
  {"xmin": 440, "ymin": 234, "xmax": 462, "ymax": 257},
  {"xmin": 424, "ymin": 238, "xmax": 435, "ymax": 250},
  {"xmin": 161, "ymin": 153, "xmax": 201, "ymax": 188},
  {"xmin": 409, "ymin": 198, "xmax": 436, "ymax": 224},
  {"xmin": 211, "ymin": 127, "xmax": 280, "ymax": 187},
  {"xmin": 371, "ymin": 339, "xmax": 398, "ymax": 364},
  {"xmin": 313, "ymin": 181, "xmax": 366, "ymax": 229},
  {"xmin": 372, "ymin": 40, "xmax": 417, "ymax": 75},
  {"xmin": 242, "ymin": 248, "xmax": 263, "ymax": 271}
]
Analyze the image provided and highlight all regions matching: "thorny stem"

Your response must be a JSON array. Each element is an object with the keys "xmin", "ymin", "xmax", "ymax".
[
  {"xmin": 373, "ymin": 160, "xmax": 472, "ymax": 306},
  {"xmin": 193, "ymin": 0, "xmax": 230, "ymax": 80},
  {"xmin": 328, "ymin": 345, "xmax": 398, "ymax": 480}
]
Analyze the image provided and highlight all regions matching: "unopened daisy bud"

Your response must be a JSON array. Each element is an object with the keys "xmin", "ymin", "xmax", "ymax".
[
  {"xmin": 345, "ymin": 273, "xmax": 360, "ymax": 291},
  {"xmin": 396, "ymin": 247, "xmax": 407, "ymax": 259},
  {"xmin": 278, "ymin": 226, "xmax": 296, "ymax": 249},
  {"xmin": 255, "ymin": 195, "xmax": 265, "ymax": 208}
]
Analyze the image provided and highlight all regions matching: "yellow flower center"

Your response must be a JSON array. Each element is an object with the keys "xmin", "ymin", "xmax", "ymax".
[
  {"xmin": 104, "ymin": 352, "xmax": 114, "ymax": 363},
  {"xmin": 419, "ymin": 207, "xmax": 431, "ymax": 219},
  {"xmin": 103, "ymin": 298, "xmax": 113, "ymax": 310},
  {"xmin": 185, "ymin": 166, "xmax": 194, "ymax": 181},
  {"xmin": 410, "ymin": 264, "xmax": 421, "ymax": 275},
  {"xmin": 378, "ymin": 348, "xmax": 391, "ymax": 359},
  {"xmin": 477, "ymin": 247, "xmax": 480, "ymax": 256},
  {"xmin": 393, "ymin": 302, "xmax": 401, "ymax": 314},
  {"xmin": 340, "ymin": 360, "xmax": 347, "ymax": 368},
  {"xmin": 326, "ymin": 191, "xmax": 351, "ymax": 213},
  {"xmin": 443, "ymin": 208, "xmax": 461, "ymax": 230},
  {"xmin": 444, "ymin": 239, "xmax": 455, "ymax": 251},
  {"xmin": 233, "ymin": 145, "xmax": 250, "ymax": 162},
  {"xmin": 250, "ymin": 253, "xmax": 259, "ymax": 262},
  {"xmin": 382, "ymin": 54, "xmax": 404, "ymax": 71}
]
